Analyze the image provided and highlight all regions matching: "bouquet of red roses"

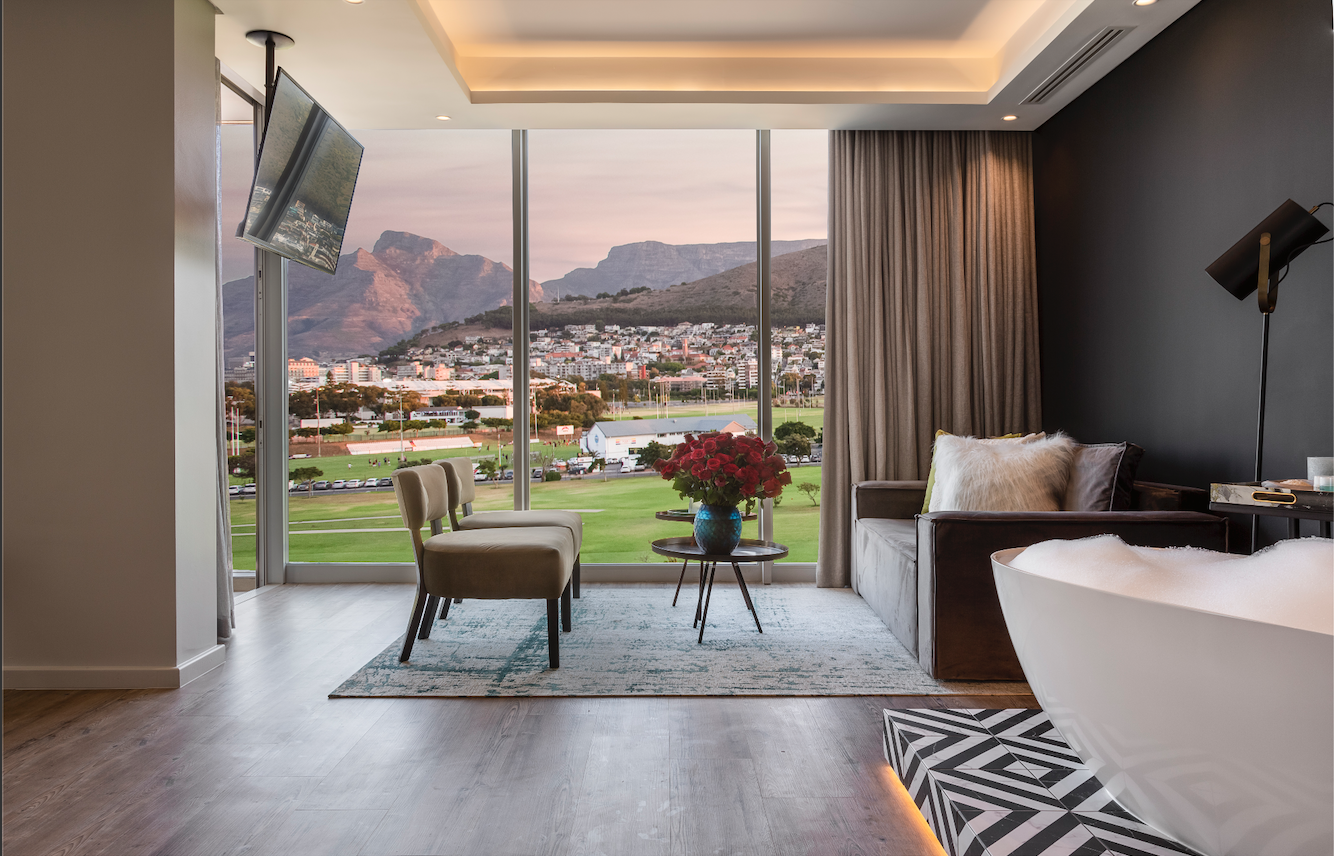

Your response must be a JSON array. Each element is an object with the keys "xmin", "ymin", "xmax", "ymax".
[{"xmin": 653, "ymin": 431, "xmax": 791, "ymax": 510}]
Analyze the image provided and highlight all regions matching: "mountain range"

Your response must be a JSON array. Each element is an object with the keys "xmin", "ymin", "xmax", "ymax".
[
  {"xmin": 539, "ymin": 238, "xmax": 826, "ymax": 298},
  {"xmin": 422, "ymin": 243, "xmax": 829, "ymax": 342},
  {"xmin": 223, "ymin": 231, "xmax": 541, "ymax": 359},
  {"xmin": 223, "ymin": 231, "xmax": 826, "ymax": 358}
]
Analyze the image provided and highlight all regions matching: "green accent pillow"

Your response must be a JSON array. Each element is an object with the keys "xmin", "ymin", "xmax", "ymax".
[{"xmin": 921, "ymin": 430, "xmax": 1027, "ymax": 513}]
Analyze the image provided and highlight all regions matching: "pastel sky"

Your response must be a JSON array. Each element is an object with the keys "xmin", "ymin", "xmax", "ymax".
[{"xmin": 222, "ymin": 125, "xmax": 827, "ymax": 285}]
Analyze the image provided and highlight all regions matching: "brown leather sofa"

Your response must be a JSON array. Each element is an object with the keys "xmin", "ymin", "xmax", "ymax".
[{"xmin": 851, "ymin": 480, "xmax": 1228, "ymax": 680}]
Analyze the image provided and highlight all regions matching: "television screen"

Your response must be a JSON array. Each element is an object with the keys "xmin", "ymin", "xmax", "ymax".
[{"xmin": 239, "ymin": 69, "xmax": 363, "ymax": 275}]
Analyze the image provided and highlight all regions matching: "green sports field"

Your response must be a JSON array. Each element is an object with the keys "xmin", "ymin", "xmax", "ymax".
[
  {"xmin": 228, "ymin": 407, "xmax": 824, "ymax": 569},
  {"xmin": 229, "ymin": 463, "xmax": 823, "ymax": 568}
]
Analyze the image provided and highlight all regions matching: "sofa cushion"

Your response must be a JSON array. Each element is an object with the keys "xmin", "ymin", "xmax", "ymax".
[
  {"xmin": 929, "ymin": 433, "xmax": 1075, "ymax": 512},
  {"xmin": 1063, "ymin": 443, "xmax": 1145, "ymax": 511},
  {"xmin": 921, "ymin": 430, "xmax": 1039, "ymax": 512},
  {"xmin": 852, "ymin": 518, "xmax": 919, "ymax": 657}
]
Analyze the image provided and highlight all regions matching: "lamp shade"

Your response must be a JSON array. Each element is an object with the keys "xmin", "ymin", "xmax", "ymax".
[{"xmin": 1207, "ymin": 199, "xmax": 1329, "ymax": 300}]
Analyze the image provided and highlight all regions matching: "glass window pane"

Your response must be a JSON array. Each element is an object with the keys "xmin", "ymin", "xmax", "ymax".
[
  {"xmin": 527, "ymin": 130, "xmax": 759, "ymax": 562},
  {"xmin": 769, "ymin": 130, "xmax": 828, "ymax": 563},
  {"xmin": 221, "ymin": 84, "xmax": 257, "ymax": 573},
  {"xmin": 272, "ymin": 130, "xmax": 513, "ymax": 562}
]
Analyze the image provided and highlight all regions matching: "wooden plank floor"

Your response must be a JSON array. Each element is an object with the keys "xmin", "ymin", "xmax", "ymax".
[{"xmin": 3, "ymin": 584, "xmax": 1036, "ymax": 856}]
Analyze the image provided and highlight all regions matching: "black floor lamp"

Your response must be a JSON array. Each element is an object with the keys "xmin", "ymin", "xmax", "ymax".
[{"xmin": 1206, "ymin": 199, "xmax": 1330, "ymax": 552}]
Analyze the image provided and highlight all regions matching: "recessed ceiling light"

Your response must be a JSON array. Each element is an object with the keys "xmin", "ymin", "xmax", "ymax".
[
  {"xmin": 345, "ymin": 0, "xmax": 365, "ymax": 5},
  {"xmin": 1133, "ymin": 0, "xmax": 1157, "ymax": 6},
  {"xmin": 1002, "ymin": 115, "xmax": 1018, "ymax": 121},
  {"xmin": 436, "ymin": 115, "xmax": 451, "ymax": 121}
]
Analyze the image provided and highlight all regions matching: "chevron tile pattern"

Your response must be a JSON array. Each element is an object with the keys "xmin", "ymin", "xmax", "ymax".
[{"xmin": 882, "ymin": 708, "xmax": 1202, "ymax": 856}]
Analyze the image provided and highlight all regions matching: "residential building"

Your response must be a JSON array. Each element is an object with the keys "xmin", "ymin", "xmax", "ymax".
[{"xmin": 582, "ymin": 414, "xmax": 759, "ymax": 460}]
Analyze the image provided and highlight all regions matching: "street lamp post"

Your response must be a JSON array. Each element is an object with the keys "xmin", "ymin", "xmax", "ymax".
[{"xmin": 397, "ymin": 386, "xmax": 406, "ymax": 462}]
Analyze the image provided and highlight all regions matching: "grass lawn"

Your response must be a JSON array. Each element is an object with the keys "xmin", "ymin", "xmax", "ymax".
[
  {"xmin": 604, "ymin": 404, "xmax": 825, "ymax": 438},
  {"xmin": 228, "ymin": 463, "xmax": 823, "ymax": 569}
]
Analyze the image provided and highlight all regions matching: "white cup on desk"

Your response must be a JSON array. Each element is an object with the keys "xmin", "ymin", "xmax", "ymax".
[{"xmin": 1309, "ymin": 457, "xmax": 1334, "ymax": 491}]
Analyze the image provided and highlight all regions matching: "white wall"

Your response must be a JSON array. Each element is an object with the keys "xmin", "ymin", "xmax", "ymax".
[{"xmin": 2, "ymin": 0, "xmax": 222, "ymax": 687}]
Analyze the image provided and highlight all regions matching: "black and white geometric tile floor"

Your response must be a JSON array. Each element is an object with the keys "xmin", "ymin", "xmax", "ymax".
[{"xmin": 882, "ymin": 708, "xmax": 1203, "ymax": 856}]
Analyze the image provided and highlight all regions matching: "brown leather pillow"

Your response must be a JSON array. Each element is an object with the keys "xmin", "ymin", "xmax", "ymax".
[{"xmin": 1062, "ymin": 443, "xmax": 1144, "ymax": 511}]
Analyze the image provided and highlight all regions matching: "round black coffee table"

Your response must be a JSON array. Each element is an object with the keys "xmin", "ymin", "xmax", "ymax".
[
  {"xmin": 654, "ymin": 510, "xmax": 758, "ymax": 607},
  {"xmin": 650, "ymin": 536, "xmax": 789, "ymax": 642}
]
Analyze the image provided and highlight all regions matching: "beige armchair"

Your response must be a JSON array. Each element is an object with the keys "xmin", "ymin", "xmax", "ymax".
[
  {"xmin": 436, "ymin": 458, "xmax": 584, "ymax": 597},
  {"xmin": 390, "ymin": 464, "xmax": 576, "ymax": 668}
]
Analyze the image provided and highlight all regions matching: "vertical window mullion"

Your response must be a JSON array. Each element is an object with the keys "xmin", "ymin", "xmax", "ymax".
[
  {"xmin": 757, "ymin": 130, "xmax": 774, "ymax": 583},
  {"xmin": 512, "ymin": 130, "xmax": 531, "ymax": 510}
]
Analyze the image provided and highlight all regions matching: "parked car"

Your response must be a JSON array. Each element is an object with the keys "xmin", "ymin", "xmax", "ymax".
[
  {"xmin": 290, "ymin": 481, "xmax": 312, "ymax": 492},
  {"xmin": 502, "ymin": 469, "xmax": 514, "ymax": 480},
  {"xmin": 473, "ymin": 471, "xmax": 488, "ymax": 482},
  {"xmin": 331, "ymin": 480, "xmax": 346, "ymax": 489},
  {"xmin": 363, "ymin": 477, "xmax": 382, "ymax": 488},
  {"xmin": 240, "ymin": 483, "xmax": 256, "ymax": 495},
  {"xmin": 532, "ymin": 468, "xmax": 544, "ymax": 480},
  {"xmin": 568, "ymin": 464, "xmax": 586, "ymax": 476},
  {"xmin": 344, "ymin": 479, "xmax": 361, "ymax": 489},
  {"xmin": 313, "ymin": 480, "xmax": 331, "ymax": 490},
  {"xmin": 228, "ymin": 485, "xmax": 241, "ymax": 495}
]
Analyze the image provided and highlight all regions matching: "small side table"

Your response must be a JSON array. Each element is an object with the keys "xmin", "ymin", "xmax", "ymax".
[
  {"xmin": 654, "ymin": 509, "xmax": 757, "ymax": 607},
  {"xmin": 1209, "ymin": 483, "xmax": 1333, "ymax": 540},
  {"xmin": 651, "ymin": 537, "xmax": 788, "ymax": 642}
]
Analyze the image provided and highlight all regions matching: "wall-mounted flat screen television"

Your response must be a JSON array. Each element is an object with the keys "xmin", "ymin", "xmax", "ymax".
[{"xmin": 238, "ymin": 68, "xmax": 363, "ymax": 275}]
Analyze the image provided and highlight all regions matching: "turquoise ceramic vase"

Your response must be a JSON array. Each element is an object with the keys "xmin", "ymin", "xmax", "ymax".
[{"xmin": 693, "ymin": 503, "xmax": 742, "ymax": 555}]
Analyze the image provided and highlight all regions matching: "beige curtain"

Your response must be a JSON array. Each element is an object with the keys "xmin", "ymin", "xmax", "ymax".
[{"xmin": 817, "ymin": 131, "xmax": 1041, "ymax": 588}]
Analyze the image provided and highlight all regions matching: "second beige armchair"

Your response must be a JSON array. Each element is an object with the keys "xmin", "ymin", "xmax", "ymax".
[{"xmin": 436, "ymin": 458, "xmax": 584, "ymax": 597}]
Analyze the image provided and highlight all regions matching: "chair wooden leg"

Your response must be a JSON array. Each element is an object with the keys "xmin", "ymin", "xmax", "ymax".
[
  {"xmin": 418, "ymin": 595, "xmax": 440, "ymax": 639},
  {"xmin": 546, "ymin": 598, "xmax": 561, "ymax": 668},
  {"xmin": 400, "ymin": 586, "xmax": 429, "ymax": 662},
  {"xmin": 573, "ymin": 555, "xmax": 581, "ymax": 598},
  {"xmin": 561, "ymin": 579, "xmax": 572, "ymax": 632},
  {"xmin": 439, "ymin": 598, "xmax": 452, "ymax": 620}
]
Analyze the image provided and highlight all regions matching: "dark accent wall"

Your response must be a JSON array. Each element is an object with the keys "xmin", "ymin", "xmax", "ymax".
[{"xmin": 1034, "ymin": 0, "xmax": 1332, "ymax": 521}]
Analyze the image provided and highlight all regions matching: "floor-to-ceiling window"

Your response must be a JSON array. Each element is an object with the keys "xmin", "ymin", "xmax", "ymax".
[
  {"xmin": 230, "ymin": 124, "xmax": 830, "ymax": 573},
  {"xmin": 768, "ymin": 131, "xmax": 828, "ymax": 563},
  {"xmin": 272, "ymin": 129, "xmax": 514, "ymax": 563},
  {"xmin": 526, "ymin": 130, "xmax": 762, "ymax": 562},
  {"xmin": 220, "ymin": 78, "xmax": 260, "ymax": 575}
]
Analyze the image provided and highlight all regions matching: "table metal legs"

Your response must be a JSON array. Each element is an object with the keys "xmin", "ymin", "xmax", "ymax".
[
  {"xmin": 673, "ymin": 559, "xmax": 692, "ymax": 607},
  {"xmin": 731, "ymin": 561, "xmax": 762, "ymax": 633},
  {"xmin": 698, "ymin": 562, "xmax": 717, "ymax": 643},
  {"xmin": 690, "ymin": 560, "xmax": 762, "ymax": 642}
]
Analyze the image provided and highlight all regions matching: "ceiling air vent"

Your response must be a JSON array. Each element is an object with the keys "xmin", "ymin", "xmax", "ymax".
[{"xmin": 1021, "ymin": 26, "xmax": 1133, "ymax": 105}]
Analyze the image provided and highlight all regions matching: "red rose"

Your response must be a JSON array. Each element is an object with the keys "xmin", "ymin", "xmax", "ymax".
[
  {"xmin": 714, "ymin": 475, "xmax": 727, "ymax": 487},
  {"xmin": 690, "ymin": 448, "xmax": 706, "ymax": 461},
  {"xmin": 764, "ymin": 478, "xmax": 779, "ymax": 494},
  {"xmin": 707, "ymin": 458, "xmax": 722, "ymax": 470},
  {"xmin": 723, "ymin": 463, "xmax": 739, "ymax": 475},
  {"xmin": 703, "ymin": 439, "xmax": 718, "ymax": 453}
]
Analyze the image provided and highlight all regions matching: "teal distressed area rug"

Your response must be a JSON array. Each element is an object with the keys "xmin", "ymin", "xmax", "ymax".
[{"xmin": 330, "ymin": 583, "xmax": 1029, "ymax": 698}]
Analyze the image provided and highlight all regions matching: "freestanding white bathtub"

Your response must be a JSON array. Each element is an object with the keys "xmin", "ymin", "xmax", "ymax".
[{"xmin": 992, "ymin": 538, "xmax": 1333, "ymax": 856}]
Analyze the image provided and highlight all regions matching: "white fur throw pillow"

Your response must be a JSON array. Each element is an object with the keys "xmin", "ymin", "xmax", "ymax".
[{"xmin": 928, "ymin": 433, "xmax": 1076, "ymax": 512}]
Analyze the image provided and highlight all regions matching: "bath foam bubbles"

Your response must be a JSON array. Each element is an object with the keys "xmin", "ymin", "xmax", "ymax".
[{"xmin": 1010, "ymin": 535, "xmax": 1333, "ymax": 635}]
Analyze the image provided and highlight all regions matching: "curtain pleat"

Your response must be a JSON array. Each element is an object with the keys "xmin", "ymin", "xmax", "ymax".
[{"xmin": 816, "ymin": 131, "xmax": 1040, "ymax": 588}]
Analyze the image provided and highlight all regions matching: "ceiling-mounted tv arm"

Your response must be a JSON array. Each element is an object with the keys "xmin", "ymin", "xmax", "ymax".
[{"xmin": 244, "ymin": 29, "xmax": 294, "ymax": 126}]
